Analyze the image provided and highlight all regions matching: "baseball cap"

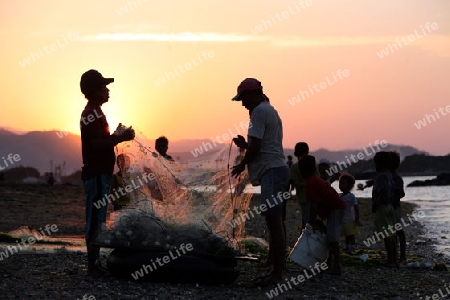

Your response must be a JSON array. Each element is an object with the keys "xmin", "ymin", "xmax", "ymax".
[
  {"xmin": 232, "ymin": 78, "xmax": 263, "ymax": 101},
  {"xmin": 80, "ymin": 69, "xmax": 114, "ymax": 96}
]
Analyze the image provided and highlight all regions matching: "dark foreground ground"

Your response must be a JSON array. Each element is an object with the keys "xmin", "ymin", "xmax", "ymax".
[{"xmin": 0, "ymin": 184, "xmax": 449, "ymax": 299}]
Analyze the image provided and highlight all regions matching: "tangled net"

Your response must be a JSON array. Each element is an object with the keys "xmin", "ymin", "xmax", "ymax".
[{"xmin": 95, "ymin": 133, "xmax": 253, "ymax": 257}]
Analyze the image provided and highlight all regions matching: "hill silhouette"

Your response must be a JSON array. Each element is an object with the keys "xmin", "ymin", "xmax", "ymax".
[{"xmin": 0, "ymin": 129, "xmax": 437, "ymax": 175}]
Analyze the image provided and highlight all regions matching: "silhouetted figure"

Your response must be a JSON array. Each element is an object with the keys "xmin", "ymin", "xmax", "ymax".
[
  {"xmin": 155, "ymin": 136, "xmax": 174, "ymax": 161},
  {"xmin": 289, "ymin": 142, "xmax": 310, "ymax": 231},
  {"xmin": 286, "ymin": 155, "xmax": 293, "ymax": 167},
  {"xmin": 299, "ymin": 155, "xmax": 346, "ymax": 275},
  {"xmin": 389, "ymin": 151, "xmax": 406, "ymax": 262},
  {"xmin": 372, "ymin": 151, "xmax": 397, "ymax": 267},
  {"xmin": 79, "ymin": 69, "xmax": 135, "ymax": 276},
  {"xmin": 47, "ymin": 172, "xmax": 55, "ymax": 186},
  {"xmin": 231, "ymin": 78, "xmax": 289, "ymax": 285}
]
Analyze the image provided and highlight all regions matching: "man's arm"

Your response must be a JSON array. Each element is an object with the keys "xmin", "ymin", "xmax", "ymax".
[
  {"xmin": 231, "ymin": 136, "xmax": 261, "ymax": 177},
  {"xmin": 85, "ymin": 120, "xmax": 135, "ymax": 151},
  {"xmin": 90, "ymin": 132, "xmax": 133, "ymax": 150}
]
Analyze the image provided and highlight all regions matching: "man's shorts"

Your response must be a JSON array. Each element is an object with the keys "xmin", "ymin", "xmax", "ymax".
[
  {"xmin": 327, "ymin": 209, "xmax": 344, "ymax": 244},
  {"xmin": 260, "ymin": 165, "xmax": 290, "ymax": 217},
  {"xmin": 83, "ymin": 174, "xmax": 112, "ymax": 240}
]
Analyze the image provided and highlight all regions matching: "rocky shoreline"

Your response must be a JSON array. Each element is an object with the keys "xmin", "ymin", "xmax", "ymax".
[{"xmin": 0, "ymin": 185, "xmax": 449, "ymax": 299}]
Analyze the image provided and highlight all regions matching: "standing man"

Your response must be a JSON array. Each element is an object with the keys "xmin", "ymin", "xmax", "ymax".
[
  {"xmin": 79, "ymin": 69, "xmax": 135, "ymax": 275},
  {"xmin": 231, "ymin": 78, "xmax": 289, "ymax": 285}
]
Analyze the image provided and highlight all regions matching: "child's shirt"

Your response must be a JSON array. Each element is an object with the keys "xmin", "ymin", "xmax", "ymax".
[
  {"xmin": 391, "ymin": 172, "xmax": 405, "ymax": 209},
  {"xmin": 290, "ymin": 162, "xmax": 307, "ymax": 204},
  {"xmin": 340, "ymin": 192, "xmax": 357, "ymax": 223},
  {"xmin": 372, "ymin": 170, "xmax": 394, "ymax": 212},
  {"xmin": 305, "ymin": 175, "xmax": 346, "ymax": 220}
]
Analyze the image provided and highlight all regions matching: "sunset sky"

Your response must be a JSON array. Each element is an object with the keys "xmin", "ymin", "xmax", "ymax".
[{"xmin": 1, "ymin": 0, "xmax": 450, "ymax": 155}]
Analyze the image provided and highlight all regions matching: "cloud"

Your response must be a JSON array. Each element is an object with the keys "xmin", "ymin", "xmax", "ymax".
[
  {"xmin": 79, "ymin": 32, "xmax": 268, "ymax": 43},
  {"xmin": 78, "ymin": 31, "xmax": 450, "ymax": 57}
]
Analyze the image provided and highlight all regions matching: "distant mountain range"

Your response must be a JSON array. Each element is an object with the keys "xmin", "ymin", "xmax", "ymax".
[{"xmin": 0, "ymin": 129, "xmax": 438, "ymax": 176}]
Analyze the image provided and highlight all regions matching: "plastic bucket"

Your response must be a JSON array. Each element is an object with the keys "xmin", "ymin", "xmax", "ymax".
[{"xmin": 289, "ymin": 224, "xmax": 328, "ymax": 269}]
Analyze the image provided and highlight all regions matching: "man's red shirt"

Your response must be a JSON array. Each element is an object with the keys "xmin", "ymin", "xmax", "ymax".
[{"xmin": 80, "ymin": 103, "xmax": 115, "ymax": 180}]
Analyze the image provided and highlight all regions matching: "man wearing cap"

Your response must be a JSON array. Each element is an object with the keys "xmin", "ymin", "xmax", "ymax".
[
  {"xmin": 79, "ymin": 69, "xmax": 135, "ymax": 275},
  {"xmin": 231, "ymin": 78, "xmax": 289, "ymax": 285}
]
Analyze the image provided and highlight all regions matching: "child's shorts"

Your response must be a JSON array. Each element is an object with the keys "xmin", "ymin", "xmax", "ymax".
[
  {"xmin": 374, "ymin": 204, "xmax": 395, "ymax": 236},
  {"xmin": 341, "ymin": 221, "xmax": 359, "ymax": 237}
]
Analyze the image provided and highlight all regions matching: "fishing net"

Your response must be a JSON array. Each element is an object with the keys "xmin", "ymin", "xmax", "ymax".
[{"xmin": 95, "ymin": 132, "xmax": 253, "ymax": 257}]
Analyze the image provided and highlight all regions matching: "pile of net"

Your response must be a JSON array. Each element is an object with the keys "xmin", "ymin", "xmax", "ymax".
[{"xmin": 95, "ymin": 133, "xmax": 253, "ymax": 257}]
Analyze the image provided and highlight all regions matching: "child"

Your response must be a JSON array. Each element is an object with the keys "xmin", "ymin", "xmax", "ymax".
[
  {"xmin": 299, "ymin": 155, "xmax": 346, "ymax": 275},
  {"xmin": 155, "ymin": 136, "xmax": 174, "ymax": 161},
  {"xmin": 111, "ymin": 154, "xmax": 132, "ymax": 211},
  {"xmin": 389, "ymin": 151, "xmax": 406, "ymax": 262},
  {"xmin": 372, "ymin": 151, "xmax": 397, "ymax": 267},
  {"xmin": 339, "ymin": 173, "xmax": 360, "ymax": 255},
  {"xmin": 289, "ymin": 142, "xmax": 310, "ymax": 230},
  {"xmin": 318, "ymin": 162, "xmax": 340, "ymax": 185}
]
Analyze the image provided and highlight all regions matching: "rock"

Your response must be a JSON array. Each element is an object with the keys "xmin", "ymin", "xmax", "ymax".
[{"xmin": 407, "ymin": 172, "xmax": 450, "ymax": 187}]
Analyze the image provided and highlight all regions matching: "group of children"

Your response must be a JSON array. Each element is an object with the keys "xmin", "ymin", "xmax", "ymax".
[{"xmin": 289, "ymin": 142, "xmax": 405, "ymax": 275}]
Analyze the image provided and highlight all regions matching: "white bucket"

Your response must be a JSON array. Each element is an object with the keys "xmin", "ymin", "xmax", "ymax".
[{"xmin": 289, "ymin": 224, "xmax": 328, "ymax": 269}]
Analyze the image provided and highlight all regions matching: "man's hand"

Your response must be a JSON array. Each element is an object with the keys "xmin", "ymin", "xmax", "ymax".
[
  {"xmin": 231, "ymin": 162, "xmax": 245, "ymax": 178},
  {"xmin": 232, "ymin": 135, "xmax": 248, "ymax": 149},
  {"xmin": 124, "ymin": 127, "xmax": 135, "ymax": 141},
  {"xmin": 120, "ymin": 127, "xmax": 135, "ymax": 142}
]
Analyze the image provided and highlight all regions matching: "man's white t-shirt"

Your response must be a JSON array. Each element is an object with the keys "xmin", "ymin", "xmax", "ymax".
[{"xmin": 247, "ymin": 101, "xmax": 286, "ymax": 185}]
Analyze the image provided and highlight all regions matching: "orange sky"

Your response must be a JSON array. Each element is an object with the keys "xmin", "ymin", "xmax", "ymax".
[{"xmin": 1, "ymin": 0, "xmax": 450, "ymax": 155}]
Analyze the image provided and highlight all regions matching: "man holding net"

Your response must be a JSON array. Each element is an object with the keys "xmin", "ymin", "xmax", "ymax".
[
  {"xmin": 79, "ymin": 69, "xmax": 135, "ymax": 275},
  {"xmin": 231, "ymin": 78, "xmax": 289, "ymax": 285}
]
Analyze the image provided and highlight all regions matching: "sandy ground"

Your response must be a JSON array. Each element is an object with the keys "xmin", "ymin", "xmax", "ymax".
[{"xmin": 1, "ymin": 183, "xmax": 450, "ymax": 299}]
